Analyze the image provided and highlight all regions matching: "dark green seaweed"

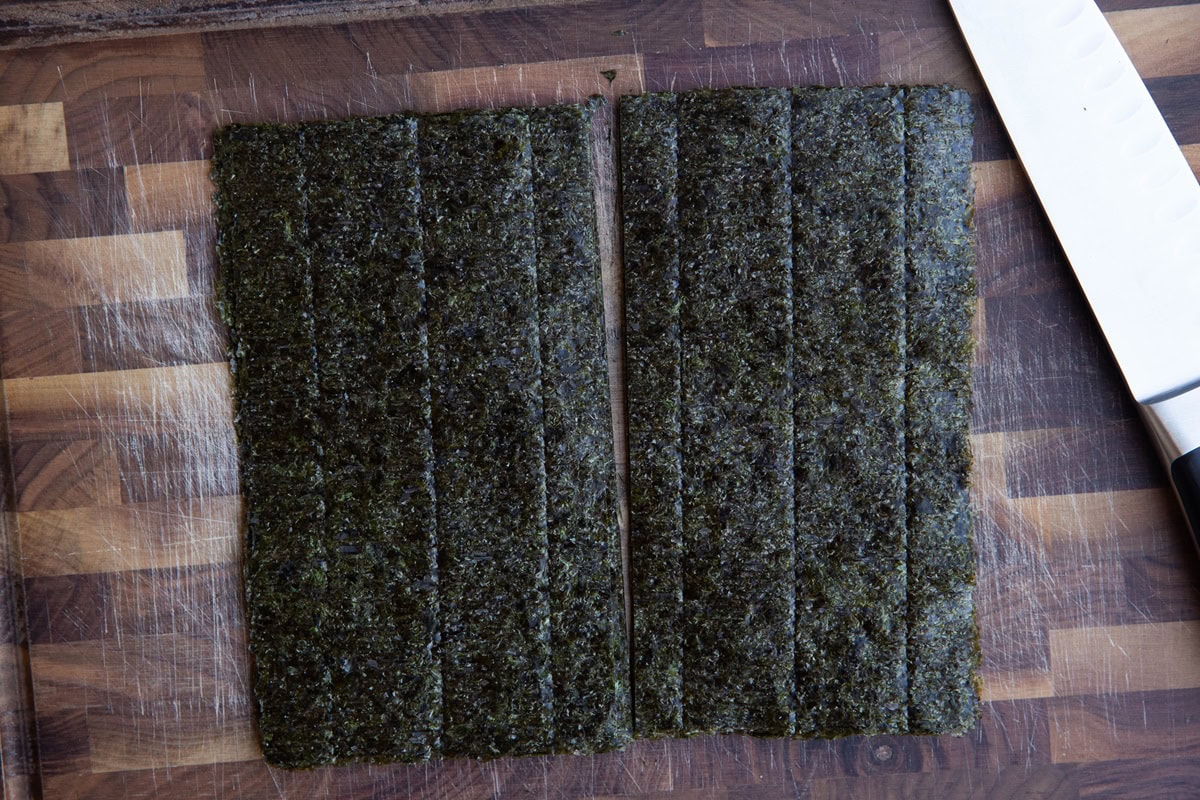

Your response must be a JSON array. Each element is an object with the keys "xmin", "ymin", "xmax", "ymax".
[
  {"xmin": 620, "ymin": 92, "xmax": 685, "ymax": 738},
  {"xmin": 212, "ymin": 123, "xmax": 333, "ymax": 768},
  {"xmin": 304, "ymin": 116, "xmax": 441, "ymax": 762},
  {"xmin": 677, "ymin": 88, "xmax": 795, "ymax": 736},
  {"xmin": 419, "ymin": 108, "xmax": 556, "ymax": 757},
  {"xmin": 790, "ymin": 86, "xmax": 909, "ymax": 736},
  {"xmin": 903, "ymin": 86, "xmax": 980, "ymax": 735},
  {"xmin": 529, "ymin": 101, "xmax": 630, "ymax": 754}
]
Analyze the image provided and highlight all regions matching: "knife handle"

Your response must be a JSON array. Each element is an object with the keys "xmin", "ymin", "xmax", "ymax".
[
  {"xmin": 1141, "ymin": 388, "xmax": 1200, "ymax": 554},
  {"xmin": 1170, "ymin": 448, "xmax": 1200, "ymax": 546}
]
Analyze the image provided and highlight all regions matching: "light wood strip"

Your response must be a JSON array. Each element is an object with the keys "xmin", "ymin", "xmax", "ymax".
[
  {"xmin": 980, "ymin": 668, "xmax": 1054, "ymax": 703},
  {"xmin": 18, "ymin": 496, "xmax": 239, "ymax": 578},
  {"xmin": 405, "ymin": 54, "xmax": 644, "ymax": 114},
  {"xmin": 1108, "ymin": 5, "xmax": 1200, "ymax": 81},
  {"xmin": 1010, "ymin": 488, "xmax": 1181, "ymax": 555},
  {"xmin": 1183, "ymin": 142, "xmax": 1200, "ymax": 176},
  {"xmin": 1050, "ymin": 621, "xmax": 1200, "ymax": 697},
  {"xmin": 0, "ymin": 231, "xmax": 188, "ymax": 311},
  {"xmin": 4, "ymin": 364, "xmax": 233, "ymax": 438},
  {"xmin": 0, "ymin": 102, "xmax": 70, "ymax": 175},
  {"xmin": 124, "ymin": 160, "xmax": 213, "ymax": 232}
]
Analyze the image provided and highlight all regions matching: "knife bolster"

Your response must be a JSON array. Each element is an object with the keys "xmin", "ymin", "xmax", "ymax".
[{"xmin": 1140, "ymin": 387, "xmax": 1200, "ymax": 466}]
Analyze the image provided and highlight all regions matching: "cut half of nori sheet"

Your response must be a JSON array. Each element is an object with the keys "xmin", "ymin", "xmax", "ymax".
[
  {"xmin": 619, "ymin": 92, "xmax": 685, "ymax": 738},
  {"xmin": 790, "ymin": 86, "xmax": 909, "ymax": 737},
  {"xmin": 303, "ymin": 115, "xmax": 440, "ymax": 763},
  {"xmin": 419, "ymin": 108, "xmax": 556, "ymax": 757},
  {"xmin": 212, "ymin": 123, "xmax": 333, "ymax": 768},
  {"xmin": 529, "ymin": 100, "xmax": 630, "ymax": 754},
  {"xmin": 676, "ymin": 87, "xmax": 796, "ymax": 737},
  {"xmin": 904, "ymin": 86, "xmax": 980, "ymax": 735}
]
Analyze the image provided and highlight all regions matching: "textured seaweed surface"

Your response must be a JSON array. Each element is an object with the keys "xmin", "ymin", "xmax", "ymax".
[
  {"xmin": 529, "ymin": 101, "xmax": 630, "ymax": 754},
  {"xmin": 419, "ymin": 109, "xmax": 556, "ymax": 758},
  {"xmin": 217, "ymin": 88, "xmax": 978, "ymax": 764},
  {"xmin": 676, "ymin": 88, "xmax": 796, "ymax": 736},
  {"xmin": 303, "ymin": 117, "xmax": 440, "ymax": 763},
  {"xmin": 212, "ymin": 124, "xmax": 333, "ymax": 768},
  {"xmin": 619, "ymin": 92, "xmax": 685, "ymax": 738},
  {"xmin": 904, "ymin": 87, "xmax": 980, "ymax": 735},
  {"xmin": 790, "ymin": 86, "xmax": 909, "ymax": 736}
]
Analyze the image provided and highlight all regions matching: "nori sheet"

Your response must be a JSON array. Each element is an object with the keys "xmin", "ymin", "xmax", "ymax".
[
  {"xmin": 212, "ymin": 123, "xmax": 333, "ymax": 768},
  {"xmin": 620, "ymin": 92, "xmax": 685, "ymax": 738},
  {"xmin": 529, "ymin": 101, "xmax": 630, "ymax": 753},
  {"xmin": 903, "ymin": 86, "xmax": 980, "ymax": 735},
  {"xmin": 419, "ymin": 108, "xmax": 556, "ymax": 757},
  {"xmin": 303, "ymin": 116, "xmax": 440, "ymax": 762},
  {"xmin": 790, "ymin": 86, "xmax": 909, "ymax": 736},
  {"xmin": 676, "ymin": 88, "xmax": 796, "ymax": 736}
]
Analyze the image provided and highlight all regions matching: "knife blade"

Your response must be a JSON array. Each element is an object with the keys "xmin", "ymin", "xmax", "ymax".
[{"xmin": 948, "ymin": 0, "xmax": 1200, "ymax": 544}]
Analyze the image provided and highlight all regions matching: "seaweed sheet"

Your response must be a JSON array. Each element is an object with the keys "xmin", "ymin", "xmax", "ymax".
[
  {"xmin": 304, "ymin": 116, "xmax": 440, "ymax": 762},
  {"xmin": 419, "ymin": 109, "xmax": 556, "ymax": 757},
  {"xmin": 790, "ymin": 87, "xmax": 909, "ymax": 736},
  {"xmin": 677, "ymin": 88, "xmax": 796, "ymax": 736},
  {"xmin": 212, "ymin": 124, "xmax": 333, "ymax": 768},
  {"xmin": 903, "ymin": 86, "xmax": 980, "ymax": 735},
  {"xmin": 529, "ymin": 101, "xmax": 630, "ymax": 753},
  {"xmin": 619, "ymin": 92, "xmax": 685, "ymax": 738}
]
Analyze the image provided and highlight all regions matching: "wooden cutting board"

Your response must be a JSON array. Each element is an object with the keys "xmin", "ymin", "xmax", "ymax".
[{"xmin": 2, "ymin": 1, "xmax": 1200, "ymax": 798}]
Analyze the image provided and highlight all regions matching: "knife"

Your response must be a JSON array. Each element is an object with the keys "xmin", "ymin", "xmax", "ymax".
[{"xmin": 948, "ymin": 0, "xmax": 1200, "ymax": 549}]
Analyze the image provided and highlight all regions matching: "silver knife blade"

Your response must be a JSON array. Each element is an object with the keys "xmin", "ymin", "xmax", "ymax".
[{"xmin": 949, "ymin": 0, "xmax": 1200, "ymax": 418}]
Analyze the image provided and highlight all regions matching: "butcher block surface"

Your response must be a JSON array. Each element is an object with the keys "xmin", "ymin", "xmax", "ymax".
[{"xmin": 2, "ymin": 1, "xmax": 1200, "ymax": 798}]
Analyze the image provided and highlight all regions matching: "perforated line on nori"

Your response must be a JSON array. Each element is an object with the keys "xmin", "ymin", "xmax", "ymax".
[
  {"xmin": 211, "ymin": 124, "xmax": 333, "ymax": 768},
  {"xmin": 790, "ymin": 86, "xmax": 909, "ymax": 737},
  {"xmin": 419, "ymin": 109, "xmax": 556, "ymax": 757},
  {"xmin": 304, "ymin": 116, "xmax": 441, "ymax": 763},
  {"xmin": 529, "ymin": 101, "xmax": 630, "ymax": 754},
  {"xmin": 619, "ymin": 92, "xmax": 685, "ymax": 738},
  {"xmin": 903, "ymin": 86, "xmax": 980, "ymax": 736},
  {"xmin": 677, "ymin": 88, "xmax": 796, "ymax": 736}
]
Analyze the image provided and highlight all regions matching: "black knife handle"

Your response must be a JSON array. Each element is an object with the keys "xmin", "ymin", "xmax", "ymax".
[
  {"xmin": 1171, "ymin": 448, "xmax": 1200, "ymax": 556},
  {"xmin": 1142, "ymin": 391, "xmax": 1200, "ymax": 558}
]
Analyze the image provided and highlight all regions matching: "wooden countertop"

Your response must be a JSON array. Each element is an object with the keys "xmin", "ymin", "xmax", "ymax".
[{"xmin": 2, "ymin": 1, "xmax": 1200, "ymax": 798}]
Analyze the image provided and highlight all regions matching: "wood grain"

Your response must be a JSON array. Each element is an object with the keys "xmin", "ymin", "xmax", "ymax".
[{"xmin": 0, "ymin": 0, "xmax": 1198, "ymax": 798}]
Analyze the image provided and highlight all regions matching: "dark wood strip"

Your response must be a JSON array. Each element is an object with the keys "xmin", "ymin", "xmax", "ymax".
[
  {"xmin": 0, "ymin": 34, "xmax": 206, "ymax": 104},
  {"xmin": 701, "ymin": 0, "xmax": 954, "ymax": 46},
  {"xmin": 1147, "ymin": 73, "xmax": 1200, "ymax": 144},
  {"xmin": 202, "ymin": 23, "xmax": 369, "ymax": 88},
  {"xmin": 1004, "ymin": 422, "xmax": 1163, "ymax": 499},
  {"xmin": 24, "ymin": 572, "xmax": 112, "ymax": 644},
  {"xmin": 677, "ymin": 88, "xmax": 795, "ymax": 736},
  {"xmin": 113, "ymin": 432, "xmax": 237, "ymax": 503},
  {"xmin": 973, "ymin": 289, "xmax": 1140, "ymax": 435},
  {"xmin": 0, "ymin": 168, "xmax": 129, "ymax": 244},
  {"xmin": 64, "ymin": 93, "xmax": 217, "ymax": 169},
  {"xmin": 1075, "ymin": 756, "xmax": 1200, "ymax": 798},
  {"xmin": 347, "ymin": 0, "xmax": 697, "ymax": 75},
  {"xmin": 0, "ymin": 298, "xmax": 224, "ymax": 380}
]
